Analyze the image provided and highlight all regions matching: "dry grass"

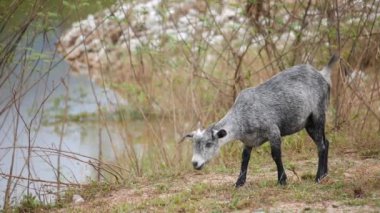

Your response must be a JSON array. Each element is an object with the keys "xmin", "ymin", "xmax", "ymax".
[
  {"xmin": 56, "ymin": 149, "xmax": 380, "ymax": 212},
  {"xmin": 2, "ymin": 0, "xmax": 380, "ymax": 211}
]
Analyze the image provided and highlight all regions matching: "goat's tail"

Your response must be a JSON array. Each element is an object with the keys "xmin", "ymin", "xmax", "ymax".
[{"xmin": 320, "ymin": 54, "xmax": 339, "ymax": 85}]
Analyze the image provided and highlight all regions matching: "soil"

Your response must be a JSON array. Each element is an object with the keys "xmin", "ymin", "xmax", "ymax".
[{"xmin": 58, "ymin": 155, "xmax": 380, "ymax": 212}]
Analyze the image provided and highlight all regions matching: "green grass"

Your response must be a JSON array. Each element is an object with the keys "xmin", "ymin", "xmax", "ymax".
[
  {"xmin": 37, "ymin": 128, "xmax": 380, "ymax": 212},
  {"xmin": 58, "ymin": 142, "xmax": 379, "ymax": 212},
  {"xmin": 4, "ymin": 0, "xmax": 380, "ymax": 212},
  {"xmin": 111, "ymin": 167, "xmax": 379, "ymax": 212}
]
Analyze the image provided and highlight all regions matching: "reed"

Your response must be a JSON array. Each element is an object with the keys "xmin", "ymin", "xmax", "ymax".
[{"xmin": 1, "ymin": 0, "xmax": 380, "ymax": 211}]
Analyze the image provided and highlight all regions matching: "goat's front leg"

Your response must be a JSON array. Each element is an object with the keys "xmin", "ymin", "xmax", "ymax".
[
  {"xmin": 235, "ymin": 146, "xmax": 252, "ymax": 187},
  {"xmin": 270, "ymin": 137, "xmax": 287, "ymax": 185}
]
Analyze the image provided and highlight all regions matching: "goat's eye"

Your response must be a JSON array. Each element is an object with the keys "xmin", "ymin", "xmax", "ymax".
[{"xmin": 205, "ymin": 143, "xmax": 213, "ymax": 148}]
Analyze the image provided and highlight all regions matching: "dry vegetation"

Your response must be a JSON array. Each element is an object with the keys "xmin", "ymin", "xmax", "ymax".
[
  {"xmin": 60, "ymin": 149, "xmax": 380, "ymax": 212},
  {"xmin": 1, "ymin": 0, "xmax": 380, "ymax": 212}
]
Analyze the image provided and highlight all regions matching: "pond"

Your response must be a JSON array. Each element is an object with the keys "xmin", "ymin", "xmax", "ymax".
[{"xmin": 0, "ymin": 0, "xmax": 139, "ymax": 206}]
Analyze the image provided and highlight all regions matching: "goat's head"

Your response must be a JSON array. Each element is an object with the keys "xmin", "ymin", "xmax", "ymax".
[{"xmin": 181, "ymin": 127, "xmax": 227, "ymax": 170}]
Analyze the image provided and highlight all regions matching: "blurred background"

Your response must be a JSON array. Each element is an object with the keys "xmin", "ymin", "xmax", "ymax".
[{"xmin": 0, "ymin": 0, "xmax": 379, "ymax": 211}]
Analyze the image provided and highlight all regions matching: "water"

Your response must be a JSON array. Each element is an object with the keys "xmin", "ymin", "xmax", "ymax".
[{"xmin": 0, "ymin": 21, "xmax": 127, "ymax": 206}]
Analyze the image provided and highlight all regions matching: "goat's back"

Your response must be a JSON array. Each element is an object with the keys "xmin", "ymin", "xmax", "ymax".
[{"xmin": 233, "ymin": 64, "xmax": 329, "ymax": 137}]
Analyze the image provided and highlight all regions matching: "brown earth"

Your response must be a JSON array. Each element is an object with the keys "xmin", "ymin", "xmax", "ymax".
[{"xmin": 57, "ymin": 154, "xmax": 380, "ymax": 212}]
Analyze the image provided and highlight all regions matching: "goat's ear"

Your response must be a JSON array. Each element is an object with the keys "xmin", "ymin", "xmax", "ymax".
[
  {"xmin": 216, "ymin": 129, "xmax": 227, "ymax": 139},
  {"xmin": 178, "ymin": 133, "xmax": 194, "ymax": 143},
  {"xmin": 197, "ymin": 121, "xmax": 203, "ymax": 130}
]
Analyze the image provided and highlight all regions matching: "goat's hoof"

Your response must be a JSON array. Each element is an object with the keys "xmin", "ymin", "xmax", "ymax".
[
  {"xmin": 235, "ymin": 181, "xmax": 246, "ymax": 188},
  {"xmin": 278, "ymin": 179, "xmax": 287, "ymax": 186},
  {"xmin": 316, "ymin": 173, "xmax": 328, "ymax": 183},
  {"xmin": 278, "ymin": 174, "xmax": 287, "ymax": 185}
]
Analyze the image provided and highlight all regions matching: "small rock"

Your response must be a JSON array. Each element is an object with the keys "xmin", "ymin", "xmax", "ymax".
[
  {"xmin": 72, "ymin": 194, "xmax": 85, "ymax": 204},
  {"xmin": 344, "ymin": 173, "xmax": 353, "ymax": 178},
  {"xmin": 304, "ymin": 207, "xmax": 311, "ymax": 211}
]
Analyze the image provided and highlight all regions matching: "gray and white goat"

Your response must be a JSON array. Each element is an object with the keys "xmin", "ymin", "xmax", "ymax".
[{"xmin": 182, "ymin": 54, "xmax": 339, "ymax": 187}]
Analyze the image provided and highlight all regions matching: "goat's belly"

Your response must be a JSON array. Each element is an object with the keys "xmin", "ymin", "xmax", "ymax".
[
  {"xmin": 279, "ymin": 118, "xmax": 308, "ymax": 136},
  {"xmin": 242, "ymin": 133, "xmax": 267, "ymax": 147}
]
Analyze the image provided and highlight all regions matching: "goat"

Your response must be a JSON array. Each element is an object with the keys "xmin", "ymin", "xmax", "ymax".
[{"xmin": 182, "ymin": 54, "xmax": 339, "ymax": 187}]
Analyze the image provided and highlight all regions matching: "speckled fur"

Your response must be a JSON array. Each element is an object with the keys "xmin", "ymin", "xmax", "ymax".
[
  {"xmin": 188, "ymin": 55, "xmax": 339, "ymax": 186},
  {"xmin": 217, "ymin": 64, "xmax": 329, "ymax": 146}
]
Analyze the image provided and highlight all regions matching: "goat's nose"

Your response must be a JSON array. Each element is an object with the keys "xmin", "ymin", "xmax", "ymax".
[{"xmin": 192, "ymin": 161, "xmax": 198, "ymax": 168}]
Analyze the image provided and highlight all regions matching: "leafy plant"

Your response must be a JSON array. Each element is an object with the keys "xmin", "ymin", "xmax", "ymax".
[{"xmin": 16, "ymin": 194, "xmax": 42, "ymax": 212}]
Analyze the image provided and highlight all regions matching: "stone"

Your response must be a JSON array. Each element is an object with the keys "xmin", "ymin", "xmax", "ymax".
[{"xmin": 72, "ymin": 194, "xmax": 85, "ymax": 204}]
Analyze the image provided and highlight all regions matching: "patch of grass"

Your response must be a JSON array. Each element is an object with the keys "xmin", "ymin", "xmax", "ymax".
[
  {"xmin": 301, "ymin": 172, "xmax": 315, "ymax": 181},
  {"xmin": 67, "ymin": 152, "xmax": 380, "ymax": 212},
  {"xmin": 15, "ymin": 194, "xmax": 51, "ymax": 212},
  {"xmin": 154, "ymin": 183, "xmax": 170, "ymax": 193},
  {"xmin": 54, "ymin": 129, "xmax": 380, "ymax": 212},
  {"xmin": 360, "ymin": 149, "xmax": 380, "ymax": 159},
  {"xmin": 344, "ymin": 199, "xmax": 365, "ymax": 206},
  {"xmin": 127, "ymin": 131, "xmax": 378, "ymax": 210},
  {"xmin": 58, "ymin": 181, "xmax": 120, "ymax": 208}
]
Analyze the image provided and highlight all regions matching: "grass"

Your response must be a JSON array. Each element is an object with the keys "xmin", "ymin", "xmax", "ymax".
[
  {"xmin": 57, "ymin": 136, "xmax": 380, "ymax": 212},
  {"xmin": 109, "ymin": 171, "xmax": 378, "ymax": 212},
  {"xmin": 4, "ymin": 0, "xmax": 380, "ymax": 212},
  {"xmin": 12, "ymin": 118, "xmax": 380, "ymax": 212},
  {"xmin": 15, "ymin": 194, "xmax": 51, "ymax": 212}
]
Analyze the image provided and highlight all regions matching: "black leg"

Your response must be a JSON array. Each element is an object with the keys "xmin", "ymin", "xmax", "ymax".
[
  {"xmin": 316, "ymin": 145, "xmax": 326, "ymax": 182},
  {"xmin": 235, "ymin": 146, "xmax": 252, "ymax": 187},
  {"xmin": 324, "ymin": 136, "xmax": 329, "ymax": 175},
  {"xmin": 306, "ymin": 121, "xmax": 329, "ymax": 183},
  {"xmin": 270, "ymin": 141, "xmax": 287, "ymax": 185}
]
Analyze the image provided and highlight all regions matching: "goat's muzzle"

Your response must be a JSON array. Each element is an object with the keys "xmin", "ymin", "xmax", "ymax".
[{"xmin": 192, "ymin": 161, "xmax": 204, "ymax": 170}]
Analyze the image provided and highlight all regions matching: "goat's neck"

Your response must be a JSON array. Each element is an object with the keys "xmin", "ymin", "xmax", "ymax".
[{"xmin": 214, "ymin": 111, "xmax": 240, "ymax": 146}]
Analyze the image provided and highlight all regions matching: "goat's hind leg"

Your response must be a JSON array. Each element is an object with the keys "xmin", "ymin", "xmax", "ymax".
[
  {"xmin": 269, "ymin": 132, "xmax": 287, "ymax": 185},
  {"xmin": 323, "ymin": 136, "xmax": 329, "ymax": 175},
  {"xmin": 306, "ymin": 116, "xmax": 329, "ymax": 183},
  {"xmin": 235, "ymin": 146, "xmax": 252, "ymax": 187}
]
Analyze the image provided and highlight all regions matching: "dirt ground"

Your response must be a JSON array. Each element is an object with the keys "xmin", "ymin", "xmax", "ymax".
[{"xmin": 59, "ymin": 155, "xmax": 380, "ymax": 212}]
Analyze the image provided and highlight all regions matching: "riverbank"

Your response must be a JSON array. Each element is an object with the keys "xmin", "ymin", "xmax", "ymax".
[
  {"xmin": 55, "ymin": 149, "xmax": 380, "ymax": 212},
  {"xmin": 51, "ymin": 0, "xmax": 380, "ymax": 212},
  {"xmin": 4, "ymin": 0, "xmax": 380, "ymax": 211}
]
